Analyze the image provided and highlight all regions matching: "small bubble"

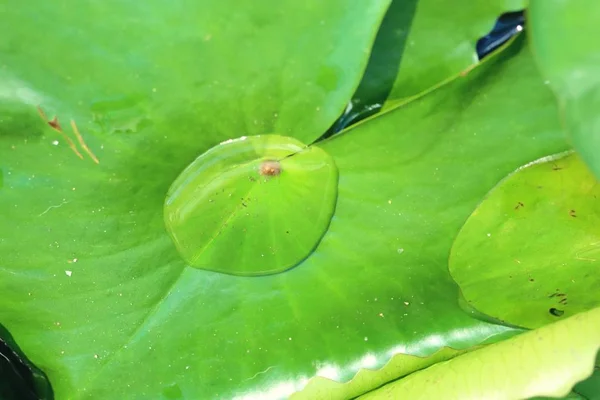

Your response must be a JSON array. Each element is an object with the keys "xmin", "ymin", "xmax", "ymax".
[
  {"xmin": 52, "ymin": 140, "xmax": 59, "ymax": 146},
  {"xmin": 364, "ymin": 337, "xmax": 368, "ymax": 341},
  {"xmin": 397, "ymin": 248, "xmax": 404, "ymax": 254},
  {"xmin": 65, "ymin": 270, "xmax": 72, "ymax": 277}
]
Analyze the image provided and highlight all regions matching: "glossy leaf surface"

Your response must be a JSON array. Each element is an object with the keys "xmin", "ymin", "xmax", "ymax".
[
  {"xmin": 0, "ymin": 14, "xmax": 571, "ymax": 400},
  {"xmin": 292, "ymin": 347, "xmax": 465, "ymax": 400},
  {"xmin": 337, "ymin": 0, "xmax": 526, "ymax": 128},
  {"xmin": 450, "ymin": 153, "xmax": 600, "ymax": 329},
  {"xmin": 0, "ymin": 0, "xmax": 390, "ymax": 145},
  {"xmin": 165, "ymin": 134, "xmax": 338, "ymax": 275},
  {"xmin": 359, "ymin": 307, "xmax": 600, "ymax": 400},
  {"xmin": 382, "ymin": 0, "xmax": 525, "ymax": 102},
  {"xmin": 529, "ymin": 0, "xmax": 600, "ymax": 179}
]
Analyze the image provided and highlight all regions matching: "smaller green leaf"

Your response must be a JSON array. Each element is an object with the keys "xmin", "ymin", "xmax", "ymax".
[
  {"xmin": 358, "ymin": 307, "xmax": 600, "ymax": 400},
  {"xmin": 164, "ymin": 135, "xmax": 338, "ymax": 275},
  {"xmin": 450, "ymin": 153, "xmax": 600, "ymax": 328}
]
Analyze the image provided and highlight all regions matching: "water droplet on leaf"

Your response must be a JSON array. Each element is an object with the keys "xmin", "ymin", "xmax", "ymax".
[{"xmin": 164, "ymin": 134, "xmax": 338, "ymax": 276}]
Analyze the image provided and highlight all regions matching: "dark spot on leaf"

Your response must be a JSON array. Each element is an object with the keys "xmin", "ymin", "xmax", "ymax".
[
  {"xmin": 549, "ymin": 308, "xmax": 564, "ymax": 317},
  {"xmin": 569, "ymin": 209, "xmax": 577, "ymax": 217},
  {"xmin": 529, "ymin": 278, "xmax": 535, "ymax": 282},
  {"xmin": 514, "ymin": 201, "xmax": 524, "ymax": 210},
  {"xmin": 47, "ymin": 116, "xmax": 61, "ymax": 131}
]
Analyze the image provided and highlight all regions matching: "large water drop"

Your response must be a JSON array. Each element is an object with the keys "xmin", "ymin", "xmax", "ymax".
[{"xmin": 164, "ymin": 134, "xmax": 338, "ymax": 276}]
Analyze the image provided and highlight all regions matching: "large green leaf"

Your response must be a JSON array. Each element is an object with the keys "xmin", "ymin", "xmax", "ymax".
[
  {"xmin": 0, "ymin": 0, "xmax": 390, "ymax": 145},
  {"xmin": 0, "ymin": 18, "xmax": 569, "ymax": 400},
  {"xmin": 450, "ymin": 152, "xmax": 600, "ymax": 329},
  {"xmin": 529, "ymin": 0, "xmax": 600, "ymax": 179},
  {"xmin": 359, "ymin": 307, "xmax": 600, "ymax": 400}
]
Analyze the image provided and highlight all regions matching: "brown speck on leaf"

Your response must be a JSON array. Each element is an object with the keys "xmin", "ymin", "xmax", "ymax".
[
  {"xmin": 37, "ymin": 106, "xmax": 84, "ymax": 160},
  {"xmin": 48, "ymin": 116, "xmax": 62, "ymax": 131},
  {"xmin": 569, "ymin": 209, "xmax": 577, "ymax": 217},
  {"xmin": 515, "ymin": 201, "xmax": 524, "ymax": 210},
  {"xmin": 259, "ymin": 160, "xmax": 281, "ymax": 176}
]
